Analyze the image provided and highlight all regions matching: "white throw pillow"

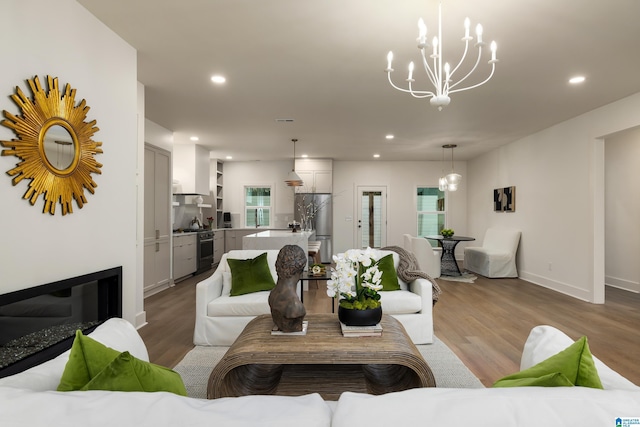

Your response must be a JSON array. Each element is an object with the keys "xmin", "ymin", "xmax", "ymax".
[{"xmin": 520, "ymin": 325, "xmax": 639, "ymax": 391}]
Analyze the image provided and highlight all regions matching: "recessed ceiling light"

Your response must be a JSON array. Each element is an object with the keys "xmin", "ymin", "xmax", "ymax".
[
  {"xmin": 225, "ymin": 156, "xmax": 232, "ymax": 160},
  {"xmin": 190, "ymin": 136, "xmax": 199, "ymax": 141},
  {"xmin": 385, "ymin": 134, "xmax": 394, "ymax": 140},
  {"xmin": 301, "ymin": 154, "xmax": 308, "ymax": 158},
  {"xmin": 373, "ymin": 154, "xmax": 381, "ymax": 158},
  {"xmin": 211, "ymin": 75, "xmax": 226, "ymax": 84},
  {"xmin": 569, "ymin": 76, "xmax": 585, "ymax": 84}
]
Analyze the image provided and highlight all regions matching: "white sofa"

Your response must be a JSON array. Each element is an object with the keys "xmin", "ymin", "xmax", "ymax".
[
  {"xmin": 194, "ymin": 249, "xmax": 434, "ymax": 346},
  {"xmin": 464, "ymin": 228, "xmax": 521, "ymax": 278},
  {"xmin": 1, "ymin": 318, "xmax": 638, "ymax": 427}
]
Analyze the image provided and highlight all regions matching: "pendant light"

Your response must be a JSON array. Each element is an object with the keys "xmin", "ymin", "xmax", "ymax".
[
  {"xmin": 444, "ymin": 144, "xmax": 461, "ymax": 191},
  {"xmin": 438, "ymin": 145, "xmax": 448, "ymax": 191},
  {"xmin": 285, "ymin": 138, "xmax": 304, "ymax": 187}
]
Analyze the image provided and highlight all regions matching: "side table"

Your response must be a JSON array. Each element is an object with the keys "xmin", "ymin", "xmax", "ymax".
[
  {"xmin": 425, "ymin": 235, "xmax": 475, "ymax": 276},
  {"xmin": 299, "ymin": 270, "xmax": 333, "ymax": 311}
]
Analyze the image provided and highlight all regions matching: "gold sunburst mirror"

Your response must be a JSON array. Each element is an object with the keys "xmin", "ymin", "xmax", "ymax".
[{"xmin": 1, "ymin": 76, "xmax": 102, "ymax": 215}]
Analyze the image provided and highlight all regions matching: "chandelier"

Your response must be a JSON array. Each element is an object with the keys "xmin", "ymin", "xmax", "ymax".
[
  {"xmin": 284, "ymin": 138, "xmax": 303, "ymax": 187},
  {"xmin": 385, "ymin": 0, "xmax": 498, "ymax": 111},
  {"xmin": 439, "ymin": 144, "xmax": 461, "ymax": 191}
]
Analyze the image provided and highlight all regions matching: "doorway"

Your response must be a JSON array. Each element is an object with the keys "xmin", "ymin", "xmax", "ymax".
[{"xmin": 356, "ymin": 186, "xmax": 387, "ymax": 249}]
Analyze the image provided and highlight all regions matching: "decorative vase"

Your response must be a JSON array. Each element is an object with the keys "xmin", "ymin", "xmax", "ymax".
[{"xmin": 338, "ymin": 305, "xmax": 382, "ymax": 326}]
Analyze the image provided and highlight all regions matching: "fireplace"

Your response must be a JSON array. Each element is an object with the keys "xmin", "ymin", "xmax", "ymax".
[{"xmin": 0, "ymin": 266, "xmax": 122, "ymax": 378}]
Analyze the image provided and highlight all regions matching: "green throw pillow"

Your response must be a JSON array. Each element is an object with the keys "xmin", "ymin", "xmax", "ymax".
[
  {"xmin": 492, "ymin": 336, "xmax": 603, "ymax": 389},
  {"xmin": 376, "ymin": 254, "xmax": 400, "ymax": 291},
  {"xmin": 57, "ymin": 330, "xmax": 121, "ymax": 391},
  {"xmin": 80, "ymin": 351, "xmax": 187, "ymax": 396},
  {"xmin": 227, "ymin": 252, "xmax": 276, "ymax": 296}
]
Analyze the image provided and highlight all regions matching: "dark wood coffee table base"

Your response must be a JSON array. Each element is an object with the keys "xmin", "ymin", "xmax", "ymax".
[{"xmin": 207, "ymin": 314, "xmax": 435, "ymax": 400}]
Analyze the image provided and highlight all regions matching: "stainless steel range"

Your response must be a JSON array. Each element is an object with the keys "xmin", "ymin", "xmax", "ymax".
[{"xmin": 196, "ymin": 230, "xmax": 214, "ymax": 274}]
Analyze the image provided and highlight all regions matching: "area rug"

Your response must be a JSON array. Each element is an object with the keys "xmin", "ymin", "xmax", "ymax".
[
  {"xmin": 173, "ymin": 336, "xmax": 483, "ymax": 399},
  {"xmin": 438, "ymin": 272, "xmax": 477, "ymax": 283}
]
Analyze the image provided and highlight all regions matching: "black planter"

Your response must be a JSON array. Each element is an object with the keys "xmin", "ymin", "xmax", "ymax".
[{"xmin": 338, "ymin": 305, "xmax": 382, "ymax": 326}]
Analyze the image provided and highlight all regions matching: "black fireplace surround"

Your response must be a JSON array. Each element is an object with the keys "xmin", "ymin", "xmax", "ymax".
[{"xmin": 0, "ymin": 266, "xmax": 122, "ymax": 378}]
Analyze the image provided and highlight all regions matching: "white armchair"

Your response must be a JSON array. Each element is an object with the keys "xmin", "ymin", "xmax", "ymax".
[
  {"xmin": 194, "ymin": 250, "xmax": 288, "ymax": 346},
  {"xmin": 403, "ymin": 234, "xmax": 440, "ymax": 279},
  {"xmin": 412, "ymin": 237, "xmax": 441, "ymax": 279},
  {"xmin": 351, "ymin": 248, "xmax": 434, "ymax": 344},
  {"xmin": 464, "ymin": 228, "xmax": 521, "ymax": 278}
]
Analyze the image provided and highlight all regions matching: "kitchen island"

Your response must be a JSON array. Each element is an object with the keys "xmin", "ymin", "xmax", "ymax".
[{"xmin": 242, "ymin": 230, "xmax": 316, "ymax": 267}]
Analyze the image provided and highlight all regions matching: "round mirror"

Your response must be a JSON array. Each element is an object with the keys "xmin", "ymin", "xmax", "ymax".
[
  {"xmin": 1, "ymin": 75, "xmax": 102, "ymax": 215},
  {"xmin": 42, "ymin": 124, "xmax": 77, "ymax": 171}
]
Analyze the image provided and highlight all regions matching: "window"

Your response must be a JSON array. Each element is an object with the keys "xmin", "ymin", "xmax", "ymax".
[
  {"xmin": 244, "ymin": 186, "xmax": 272, "ymax": 227},
  {"xmin": 417, "ymin": 187, "xmax": 445, "ymax": 247}
]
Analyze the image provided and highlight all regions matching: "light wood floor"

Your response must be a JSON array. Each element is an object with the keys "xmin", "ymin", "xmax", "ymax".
[{"xmin": 139, "ymin": 270, "xmax": 640, "ymax": 387}]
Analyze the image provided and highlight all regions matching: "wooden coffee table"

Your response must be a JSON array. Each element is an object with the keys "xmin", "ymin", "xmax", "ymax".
[{"xmin": 207, "ymin": 314, "xmax": 435, "ymax": 400}]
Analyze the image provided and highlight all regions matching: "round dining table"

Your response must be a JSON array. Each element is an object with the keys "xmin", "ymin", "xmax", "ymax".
[{"xmin": 425, "ymin": 235, "xmax": 475, "ymax": 276}]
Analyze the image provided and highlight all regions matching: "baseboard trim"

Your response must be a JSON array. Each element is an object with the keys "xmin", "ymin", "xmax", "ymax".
[
  {"xmin": 135, "ymin": 311, "xmax": 147, "ymax": 329},
  {"xmin": 518, "ymin": 271, "xmax": 595, "ymax": 303},
  {"xmin": 605, "ymin": 275, "xmax": 640, "ymax": 293}
]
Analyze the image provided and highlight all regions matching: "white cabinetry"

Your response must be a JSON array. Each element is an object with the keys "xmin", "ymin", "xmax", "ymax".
[
  {"xmin": 294, "ymin": 159, "xmax": 333, "ymax": 193},
  {"xmin": 173, "ymin": 144, "xmax": 210, "ymax": 195},
  {"xmin": 213, "ymin": 230, "xmax": 225, "ymax": 264},
  {"xmin": 215, "ymin": 160, "xmax": 224, "ymax": 225},
  {"xmin": 144, "ymin": 144, "xmax": 171, "ymax": 297},
  {"xmin": 173, "ymin": 234, "xmax": 197, "ymax": 281},
  {"xmin": 224, "ymin": 229, "xmax": 257, "ymax": 251}
]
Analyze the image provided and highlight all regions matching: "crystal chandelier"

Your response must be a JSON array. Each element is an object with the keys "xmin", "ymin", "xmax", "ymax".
[{"xmin": 385, "ymin": 0, "xmax": 498, "ymax": 111}]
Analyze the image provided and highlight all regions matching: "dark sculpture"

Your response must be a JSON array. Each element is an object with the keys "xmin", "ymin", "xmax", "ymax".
[{"xmin": 268, "ymin": 245, "xmax": 307, "ymax": 332}]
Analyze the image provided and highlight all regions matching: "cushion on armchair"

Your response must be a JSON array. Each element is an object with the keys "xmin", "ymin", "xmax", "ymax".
[
  {"xmin": 375, "ymin": 254, "xmax": 400, "ymax": 291},
  {"xmin": 227, "ymin": 252, "xmax": 276, "ymax": 296}
]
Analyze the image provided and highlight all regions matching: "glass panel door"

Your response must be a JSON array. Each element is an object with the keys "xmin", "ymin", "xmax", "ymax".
[{"xmin": 357, "ymin": 186, "xmax": 387, "ymax": 248}]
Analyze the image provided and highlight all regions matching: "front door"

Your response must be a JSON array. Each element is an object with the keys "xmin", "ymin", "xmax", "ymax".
[{"xmin": 356, "ymin": 186, "xmax": 387, "ymax": 249}]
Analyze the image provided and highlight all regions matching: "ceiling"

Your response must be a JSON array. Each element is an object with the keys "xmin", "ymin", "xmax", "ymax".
[{"xmin": 77, "ymin": 0, "xmax": 640, "ymax": 162}]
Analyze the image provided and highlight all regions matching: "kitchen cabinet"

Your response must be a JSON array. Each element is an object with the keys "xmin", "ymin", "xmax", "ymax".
[
  {"xmin": 224, "ymin": 229, "xmax": 259, "ymax": 252},
  {"xmin": 173, "ymin": 234, "xmax": 197, "ymax": 281},
  {"xmin": 196, "ymin": 159, "xmax": 223, "ymax": 230},
  {"xmin": 213, "ymin": 230, "xmax": 225, "ymax": 264},
  {"xmin": 173, "ymin": 144, "xmax": 210, "ymax": 195},
  {"xmin": 215, "ymin": 160, "xmax": 224, "ymax": 226},
  {"xmin": 144, "ymin": 144, "xmax": 171, "ymax": 297},
  {"xmin": 294, "ymin": 159, "xmax": 332, "ymax": 193}
]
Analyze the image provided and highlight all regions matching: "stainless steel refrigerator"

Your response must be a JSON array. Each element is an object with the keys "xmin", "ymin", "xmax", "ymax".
[{"xmin": 295, "ymin": 193, "xmax": 333, "ymax": 263}]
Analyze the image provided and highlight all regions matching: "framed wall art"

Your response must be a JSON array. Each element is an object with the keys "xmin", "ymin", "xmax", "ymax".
[{"xmin": 494, "ymin": 186, "xmax": 516, "ymax": 212}]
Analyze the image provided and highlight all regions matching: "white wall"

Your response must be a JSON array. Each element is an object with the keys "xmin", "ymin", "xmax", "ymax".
[
  {"xmin": 223, "ymin": 159, "xmax": 468, "ymax": 255},
  {"xmin": 223, "ymin": 160, "xmax": 299, "ymax": 228},
  {"xmin": 467, "ymin": 92, "xmax": 640, "ymax": 302},
  {"xmin": 0, "ymin": 0, "xmax": 139, "ymax": 323},
  {"xmin": 332, "ymin": 161, "xmax": 467, "ymax": 254},
  {"xmin": 605, "ymin": 127, "xmax": 640, "ymax": 292}
]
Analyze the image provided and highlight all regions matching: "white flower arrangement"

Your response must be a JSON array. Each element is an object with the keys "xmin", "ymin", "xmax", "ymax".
[{"xmin": 326, "ymin": 247, "xmax": 383, "ymax": 310}]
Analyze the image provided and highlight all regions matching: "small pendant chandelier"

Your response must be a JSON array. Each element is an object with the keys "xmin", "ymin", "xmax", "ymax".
[
  {"xmin": 443, "ymin": 144, "xmax": 461, "ymax": 191},
  {"xmin": 438, "ymin": 145, "xmax": 448, "ymax": 191},
  {"xmin": 284, "ymin": 138, "xmax": 304, "ymax": 187}
]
